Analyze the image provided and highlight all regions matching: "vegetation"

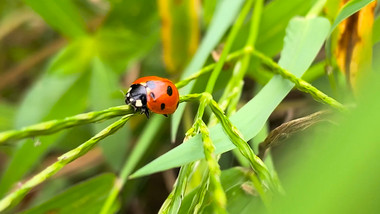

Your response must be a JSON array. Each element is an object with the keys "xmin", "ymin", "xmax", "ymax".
[{"xmin": 0, "ymin": 0, "xmax": 379, "ymax": 213}]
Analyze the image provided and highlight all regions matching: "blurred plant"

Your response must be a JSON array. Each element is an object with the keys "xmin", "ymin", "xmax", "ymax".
[{"xmin": 0, "ymin": 0, "xmax": 378, "ymax": 213}]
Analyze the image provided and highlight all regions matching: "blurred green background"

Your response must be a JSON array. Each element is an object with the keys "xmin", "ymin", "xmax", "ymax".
[{"xmin": 0, "ymin": 0, "xmax": 379, "ymax": 213}]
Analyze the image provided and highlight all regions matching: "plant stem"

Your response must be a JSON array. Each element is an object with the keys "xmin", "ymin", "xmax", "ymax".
[
  {"xmin": 205, "ymin": 0, "xmax": 255, "ymax": 94},
  {"xmin": 0, "ymin": 105, "xmax": 133, "ymax": 144},
  {"xmin": 175, "ymin": 46, "xmax": 254, "ymax": 89},
  {"xmin": 251, "ymin": 50, "xmax": 346, "ymax": 111},
  {"xmin": 0, "ymin": 115, "xmax": 132, "ymax": 212}
]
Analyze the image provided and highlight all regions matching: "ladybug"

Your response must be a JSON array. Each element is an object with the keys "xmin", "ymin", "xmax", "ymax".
[{"xmin": 125, "ymin": 76, "xmax": 180, "ymax": 118}]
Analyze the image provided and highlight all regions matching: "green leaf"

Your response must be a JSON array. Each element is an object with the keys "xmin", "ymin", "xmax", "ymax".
[
  {"xmin": 20, "ymin": 174, "xmax": 118, "ymax": 214},
  {"xmin": 330, "ymin": 0, "xmax": 374, "ymax": 34},
  {"xmin": 158, "ymin": 0, "xmax": 199, "ymax": 73},
  {"xmin": 94, "ymin": 27, "xmax": 159, "ymax": 73},
  {"xmin": 373, "ymin": 15, "xmax": 380, "ymax": 44},
  {"xmin": 179, "ymin": 167, "xmax": 262, "ymax": 214},
  {"xmin": 256, "ymin": 0, "xmax": 318, "ymax": 56},
  {"xmin": 269, "ymin": 74, "xmax": 380, "ymax": 214},
  {"xmin": 132, "ymin": 16, "xmax": 331, "ymax": 178},
  {"xmin": 0, "ymin": 103, "xmax": 16, "ymax": 132},
  {"xmin": 89, "ymin": 57, "xmax": 130, "ymax": 170},
  {"xmin": 0, "ymin": 40, "xmax": 94, "ymax": 197},
  {"xmin": 171, "ymin": 0, "xmax": 246, "ymax": 141},
  {"xmin": 23, "ymin": 0, "xmax": 86, "ymax": 38}
]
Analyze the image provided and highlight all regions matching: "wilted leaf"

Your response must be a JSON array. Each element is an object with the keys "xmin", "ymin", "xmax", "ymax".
[
  {"xmin": 335, "ymin": 0, "xmax": 376, "ymax": 91},
  {"xmin": 158, "ymin": 0, "xmax": 200, "ymax": 73}
]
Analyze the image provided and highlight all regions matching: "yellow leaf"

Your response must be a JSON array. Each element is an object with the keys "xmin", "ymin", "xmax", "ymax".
[
  {"xmin": 335, "ymin": 0, "xmax": 376, "ymax": 92},
  {"xmin": 158, "ymin": 0, "xmax": 200, "ymax": 74}
]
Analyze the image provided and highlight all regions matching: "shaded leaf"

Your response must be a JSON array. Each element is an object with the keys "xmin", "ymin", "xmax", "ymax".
[
  {"xmin": 90, "ymin": 57, "xmax": 130, "ymax": 170},
  {"xmin": 20, "ymin": 174, "xmax": 118, "ymax": 214},
  {"xmin": 0, "ymin": 39, "xmax": 94, "ymax": 196},
  {"xmin": 132, "ymin": 17, "xmax": 331, "ymax": 178}
]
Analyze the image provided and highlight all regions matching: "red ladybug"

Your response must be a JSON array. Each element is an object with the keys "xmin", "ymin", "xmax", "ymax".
[{"xmin": 125, "ymin": 76, "xmax": 180, "ymax": 118}]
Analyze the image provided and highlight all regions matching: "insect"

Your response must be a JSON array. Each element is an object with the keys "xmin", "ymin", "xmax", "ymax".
[{"xmin": 125, "ymin": 76, "xmax": 180, "ymax": 118}]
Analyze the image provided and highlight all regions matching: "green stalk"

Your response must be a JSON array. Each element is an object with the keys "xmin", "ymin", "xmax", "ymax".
[
  {"xmin": 180, "ymin": 93, "xmax": 275, "ymax": 192},
  {"xmin": 207, "ymin": 98, "xmax": 275, "ymax": 191},
  {"xmin": 100, "ymin": 116, "xmax": 164, "ymax": 214},
  {"xmin": 199, "ymin": 121, "xmax": 227, "ymax": 213},
  {"xmin": 175, "ymin": 46, "xmax": 254, "ymax": 89},
  {"xmin": 205, "ymin": 0, "xmax": 255, "ymax": 94},
  {"xmin": 0, "ymin": 115, "xmax": 133, "ymax": 212},
  {"xmin": 0, "ymin": 105, "xmax": 133, "ymax": 144},
  {"xmin": 252, "ymin": 50, "xmax": 346, "ymax": 111}
]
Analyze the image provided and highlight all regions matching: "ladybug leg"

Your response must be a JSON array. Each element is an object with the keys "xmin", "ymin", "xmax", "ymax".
[
  {"xmin": 163, "ymin": 114, "xmax": 168, "ymax": 117},
  {"xmin": 141, "ymin": 107, "xmax": 150, "ymax": 119}
]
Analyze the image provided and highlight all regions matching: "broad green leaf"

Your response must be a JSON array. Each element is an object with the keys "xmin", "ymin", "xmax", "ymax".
[
  {"xmin": 269, "ymin": 74, "xmax": 380, "ymax": 214},
  {"xmin": 90, "ymin": 58, "xmax": 130, "ymax": 170},
  {"xmin": 330, "ymin": 0, "xmax": 374, "ymax": 33},
  {"xmin": 0, "ymin": 103, "xmax": 15, "ymax": 131},
  {"xmin": 0, "ymin": 39, "xmax": 94, "ymax": 196},
  {"xmin": 256, "ymin": 0, "xmax": 318, "ymax": 56},
  {"xmin": 132, "ymin": 16, "xmax": 331, "ymax": 178},
  {"xmin": 158, "ymin": 0, "xmax": 199, "ymax": 73},
  {"xmin": 373, "ymin": 15, "xmax": 380, "ymax": 44},
  {"xmin": 20, "ymin": 174, "xmax": 118, "ymax": 214},
  {"xmin": 23, "ymin": 0, "xmax": 86, "ymax": 38},
  {"xmin": 172, "ymin": 0, "xmax": 246, "ymax": 141},
  {"xmin": 0, "ymin": 74, "xmax": 90, "ymax": 197},
  {"xmin": 94, "ymin": 27, "xmax": 159, "ymax": 73}
]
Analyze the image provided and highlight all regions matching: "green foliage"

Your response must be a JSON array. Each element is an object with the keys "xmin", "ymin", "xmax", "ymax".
[
  {"xmin": 0, "ymin": 0, "xmax": 377, "ymax": 213},
  {"xmin": 20, "ymin": 174, "xmax": 118, "ymax": 214}
]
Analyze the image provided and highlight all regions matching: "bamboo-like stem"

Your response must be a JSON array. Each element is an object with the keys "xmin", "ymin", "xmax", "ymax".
[
  {"xmin": 0, "ymin": 115, "xmax": 132, "ymax": 212},
  {"xmin": 251, "ymin": 50, "xmax": 346, "ymax": 111},
  {"xmin": 175, "ymin": 46, "xmax": 254, "ymax": 89},
  {"xmin": 199, "ymin": 121, "xmax": 227, "ymax": 213},
  {"xmin": 181, "ymin": 93, "xmax": 275, "ymax": 192},
  {"xmin": 0, "ymin": 105, "xmax": 133, "ymax": 144}
]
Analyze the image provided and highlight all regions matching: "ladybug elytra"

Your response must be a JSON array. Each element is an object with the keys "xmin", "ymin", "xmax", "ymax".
[{"xmin": 125, "ymin": 76, "xmax": 180, "ymax": 118}]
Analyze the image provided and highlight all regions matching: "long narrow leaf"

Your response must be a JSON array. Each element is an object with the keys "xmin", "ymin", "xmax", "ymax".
[{"xmin": 132, "ymin": 16, "xmax": 331, "ymax": 178}]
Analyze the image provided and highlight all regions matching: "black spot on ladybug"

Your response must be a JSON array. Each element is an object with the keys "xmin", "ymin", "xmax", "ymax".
[
  {"xmin": 146, "ymin": 81, "xmax": 156, "ymax": 89},
  {"xmin": 161, "ymin": 103, "xmax": 165, "ymax": 110},
  {"xmin": 167, "ymin": 86, "xmax": 173, "ymax": 96},
  {"xmin": 150, "ymin": 92, "xmax": 156, "ymax": 100}
]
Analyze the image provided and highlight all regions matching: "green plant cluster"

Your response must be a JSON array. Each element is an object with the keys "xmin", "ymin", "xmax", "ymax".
[{"xmin": 0, "ymin": 0, "xmax": 379, "ymax": 213}]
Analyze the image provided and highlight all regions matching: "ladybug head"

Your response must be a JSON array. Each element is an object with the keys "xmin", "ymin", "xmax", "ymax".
[{"xmin": 125, "ymin": 84, "xmax": 150, "ymax": 118}]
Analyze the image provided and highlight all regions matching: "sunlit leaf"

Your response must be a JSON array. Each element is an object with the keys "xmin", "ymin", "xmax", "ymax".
[
  {"xmin": 23, "ymin": 0, "xmax": 86, "ymax": 38},
  {"xmin": 132, "ymin": 16, "xmax": 331, "ymax": 178},
  {"xmin": 269, "ymin": 73, "xmax": 380, "ymax": 214},
  {"xmin": 330, "ymin": 0, "xmax": 374, "ymax": 33},
  {"xmin": 158, "ymin": 0, "xmax": 200, "ymax": 73},
  {"xmin": 334, "ymin": 0, "xmax": 376, "ymax": 91}
]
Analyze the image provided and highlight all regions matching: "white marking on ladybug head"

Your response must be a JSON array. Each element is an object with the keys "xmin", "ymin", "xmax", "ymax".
[
  {"xmin": 129, "ymin": 98, "xmax": 134, "ymax": 102},
  {"xmin": 126, "ymin": 93, "xmax": 130, "ymax": 98},
  {"xmin": 127, "ymin": 87, "xmax": 132, "ymax": 93},
  {"xmin": 140, "ymin": 82, "xmax": 147, "ymax": 86},
  {"xmin": 135, "ymin": 100, "xmax": 143, "ymax": 107}
]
